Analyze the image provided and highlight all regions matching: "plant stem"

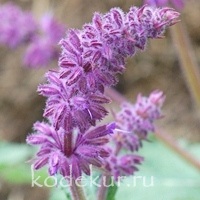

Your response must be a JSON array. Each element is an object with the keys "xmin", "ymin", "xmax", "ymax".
[
  {"xmin": 70, "ymin": 178, "xmax": 87, "ymax": 200},
  {"xmin": 97, "ymin": 139, "xmax": 122, "ymax": 200},
  {"xmin": 170, "ymin": 22, "xmax": 200, "ymax": 113},
  {"xmin": 64, "ymin": 132, "xmax": 72, "ymax": 157},
  {"xmin": 105, "ymin": 87, "xmax": 200, "ymax": 171},
  {"xmin": 97, "ymin": 174, "xmax": 111, "ymax": 200}
]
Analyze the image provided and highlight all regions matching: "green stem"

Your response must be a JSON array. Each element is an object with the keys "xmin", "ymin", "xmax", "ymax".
[
  {"xmin": 170, "ymin": 22, "xmax": 200, "ymax": 113},
  {"xmin": 97, "ymin": 142, "xmax": 122, "ymax": 200},
  {"xmin": 64, "ymin": 132, "xmax": 72, "ymax": 157},
  {"xmin": 70, "ymin": 179, "xmax": 87, "ymax": 200}
]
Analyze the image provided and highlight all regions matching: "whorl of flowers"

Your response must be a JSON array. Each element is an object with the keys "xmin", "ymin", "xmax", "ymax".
[
  {"xmin": 28, "ymin": 6, "xmax": 179, "ymax": 178},
  {"xmin": 115, "ymin": 90, "xmax": 165, "ymax": 148},
  {"xmin": 104, "ymin": 91, "xmax": 165, "ymax": 180},
  {"xmin": 144, "ymin": 0, "xmax": 185, "ymax": 10},
  {"xmin": 27, "ymin": 122, "xmax": 115, "ymax": 178},
  {"xmin": 0, "ymin": 3, "xmax": 36, "ymax": 48}
]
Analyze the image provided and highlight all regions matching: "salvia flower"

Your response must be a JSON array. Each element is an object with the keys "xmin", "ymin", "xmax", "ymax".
[
  {"xmin": 0, "ymin": 3, "xmax": 37, "ymax": 48},
  {"xmin": 38, "ymin": 71, "xmax": 110, "ymax": 133},
  {"xmin": 105, "ymin": 149, "xmax": 144, "ymax": 181},
  {"xmin": 59, "ymin": 5, "xmax": 180, "ymax": 92},
  {"xmin": 24, "ymin": 14, "xmax": 65, "ymax": 68},
  {"xmin": 144, "ymin": 0, "xmax": 185, "ymax": 10},
  {"xmin": 102, "ymin": 91, "xmax": 165, "ymax": 180},
  {"xmin": 26, "ymin": 121, "xmax": 115, "ymax": 178},
  {"xmin": 28, "ymin": 5, "xmax": 179, "ymax": 183},
  {"xmin": 114, "ymin": 90, "xmax": 165, "ymax": 151},
  {"xmin": 39, "ymin": 6, "xmax": 179, "ymax": 132}
]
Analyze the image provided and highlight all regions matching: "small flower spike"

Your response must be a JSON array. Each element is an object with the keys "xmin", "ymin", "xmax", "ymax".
[
  {"xmin": 103, "ymin": 91, "xmax": 165, "ymax": 180},
  {"xmin": 114, "ymin": 91, "xmax": 165, "ymax": 150},
  {"xmin": 105, "ymin": 150, "xmax": 144, "ymax": 181}
]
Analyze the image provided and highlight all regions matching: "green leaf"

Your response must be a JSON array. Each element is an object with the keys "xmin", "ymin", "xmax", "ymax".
[{"xmin": 116, "ymin": 138, "xmax": 200, "ymax": 200}]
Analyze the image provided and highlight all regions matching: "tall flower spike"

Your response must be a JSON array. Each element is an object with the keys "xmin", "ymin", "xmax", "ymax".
[
  {"xmin": 59, "ymin": 6, "xmax": 180, "ymax": 92},
  {"xmin": 38, "ymin": 6, "xmax": 179, "ymax": 132},
  {"xmin": 26, "ymin": 121, "xmax": 115, "ymax": 178}
]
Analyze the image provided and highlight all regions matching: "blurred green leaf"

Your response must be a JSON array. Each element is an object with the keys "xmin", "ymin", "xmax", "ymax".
[
  {"xmin": 50, "ymin": 186, "xmax": 71, "ymax": 200},
  {"xmin": 0, "ymin": 142, "xmax": 32, "ymax": 166},
  {"xmin": 1, "ymin": 140, "xmax": 199, "ymax": 200},
  {"xmin": 0, "ymin": 141, "xmax": 49, "ymax": 184},
  {"xmin": 116, "ymin": 138, "xmax": 200, "ymax": 200}
]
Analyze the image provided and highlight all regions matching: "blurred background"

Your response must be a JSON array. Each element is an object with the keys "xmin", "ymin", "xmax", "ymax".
[{"xmin": 0, "ymin": 0, "xmax": 200, "ymax": 199}]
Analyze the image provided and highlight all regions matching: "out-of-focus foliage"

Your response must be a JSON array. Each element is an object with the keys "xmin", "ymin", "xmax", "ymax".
[
  {"xmin": 117, "ymin": 137, "xmax": 200, "ymax": 200},
  {"xmin": 42, "ymin": 137, "xmax": 200, "ymax": 200},
  {"xmin": 0, "ymin": 142, "xmax": 48, "ymax": 184}
]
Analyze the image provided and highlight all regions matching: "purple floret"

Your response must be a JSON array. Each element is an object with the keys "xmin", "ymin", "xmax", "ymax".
[{"xmin": 26, "ymin": 121, "xmax": 115, "ymax": 178}]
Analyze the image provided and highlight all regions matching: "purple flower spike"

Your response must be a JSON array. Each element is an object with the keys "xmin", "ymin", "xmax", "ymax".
[
  {"xmin": 27, "ymin": 4, "xmax": 178, "ymax": 182},
  {"xmin": 26, "ymin": 121, "xmax": 115, "ymax": 178},
  {"xmin": 0, "ymin": 3, "xmax": 37, "ymax": 48},
  {"xmin": 59, "ymin": 6, "xmax": 180, "ymax": 91},
  {"xmin": 38, "ymin": 70, "xmax": 110, "ymax": 133},
  {"xmin": 113, "ymin": 91, "xmax": 165, "ymax": 151},
  {"xmin": 38, "ymin": 5, "xmax": 179, "ymax": 132}
]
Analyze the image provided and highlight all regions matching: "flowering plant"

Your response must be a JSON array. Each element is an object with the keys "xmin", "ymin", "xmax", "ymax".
[{"xmin": 25, "ymin": 4, "xmax": 179, "ymax": 200}]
